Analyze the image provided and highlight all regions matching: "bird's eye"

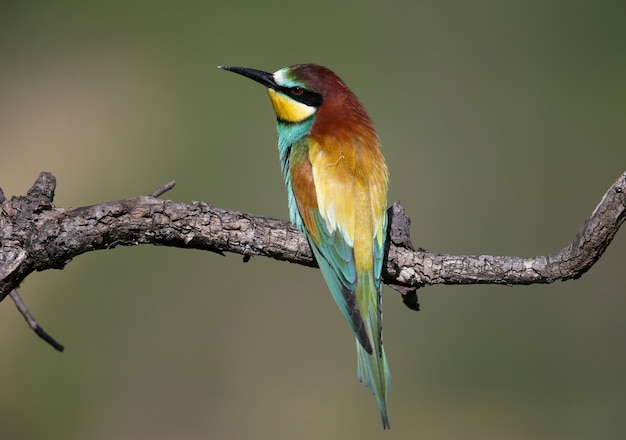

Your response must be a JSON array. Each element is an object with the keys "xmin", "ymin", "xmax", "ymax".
[{"xmin": 291, "ymin": 87, "xmax": 303, "ymax": 96}]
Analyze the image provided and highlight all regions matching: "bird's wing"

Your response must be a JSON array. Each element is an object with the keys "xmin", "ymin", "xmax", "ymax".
[
  {"xmin": 289, "ymin": 135, "xmax": 387, "ymax": 353},
  {"xmin": 308, "ymin": 213, "xmax": 373, "ymax": 353}
]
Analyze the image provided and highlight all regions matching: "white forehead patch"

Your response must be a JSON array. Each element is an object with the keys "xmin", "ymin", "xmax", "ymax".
[
  {"xmin": 273, "ymin": 68, "xmax": 287, "ymax": 84},
  {"xmin": 273, "ymin": 68, "xmax": 300, "ymax": 88}
]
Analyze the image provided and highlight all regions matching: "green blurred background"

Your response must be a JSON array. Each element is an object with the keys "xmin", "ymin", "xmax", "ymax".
[{"xmin": 1, "ymin": 1, "xmax": 625, "ymax": 439}]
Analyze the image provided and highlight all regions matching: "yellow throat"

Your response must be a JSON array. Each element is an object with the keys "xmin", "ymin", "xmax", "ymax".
[{"xmin": 268, "ymin": 88, "xmax": 316, "ymax": 123}]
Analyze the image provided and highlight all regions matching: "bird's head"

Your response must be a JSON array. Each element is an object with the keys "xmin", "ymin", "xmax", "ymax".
[{"xmin": 219, "ymin": 64, "xmax": 373, "ymax": 132}]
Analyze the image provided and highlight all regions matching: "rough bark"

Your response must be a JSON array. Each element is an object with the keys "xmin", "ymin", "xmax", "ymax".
[{"xmin": 1, "ymin": 171, "xmax": 625, "ymax": 309}]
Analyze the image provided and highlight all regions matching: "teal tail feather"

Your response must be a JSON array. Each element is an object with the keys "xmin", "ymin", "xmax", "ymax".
[{"xmin": 357, "ymin": 339, "xmax": 391, "ymax": 429}]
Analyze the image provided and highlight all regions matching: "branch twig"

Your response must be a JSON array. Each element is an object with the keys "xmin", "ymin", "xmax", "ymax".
[
  {"xmin": 9, "ymin": 289, "xmax": 64, "ymax": 351},
  {"xmin": 149, "ymin": 179, "xmax": 176, "ymax": 198}
]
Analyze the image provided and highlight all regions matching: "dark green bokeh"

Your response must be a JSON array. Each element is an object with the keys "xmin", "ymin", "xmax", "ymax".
[{"xmin": 1, "ymin": 1, "xmax": 625, "ymax": 439}]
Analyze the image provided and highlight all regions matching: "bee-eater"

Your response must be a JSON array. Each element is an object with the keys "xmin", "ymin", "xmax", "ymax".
[{"xmin": 219, "ymin": 64, "xmax": 390, "ymax": 428}]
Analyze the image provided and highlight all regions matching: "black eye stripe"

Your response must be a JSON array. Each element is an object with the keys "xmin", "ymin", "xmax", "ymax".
[{"xmin": 278, "ymin": 85, "xmax": 324, "ymax": 107}]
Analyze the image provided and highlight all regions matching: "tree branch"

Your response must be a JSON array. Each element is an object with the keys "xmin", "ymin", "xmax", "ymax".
[{"xmin": 1, "ymin": 171, "xmax": 624, "ymax": 311}]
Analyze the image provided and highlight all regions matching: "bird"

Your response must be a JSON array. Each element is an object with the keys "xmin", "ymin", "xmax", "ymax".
[{"xmin": 219, "ymin": 64, "xmax": 391, "ymax": 428}]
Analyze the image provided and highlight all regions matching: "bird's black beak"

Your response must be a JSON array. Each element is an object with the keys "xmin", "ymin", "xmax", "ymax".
[{"xmin": 218, "ymin": 66, "xmax": 278, "ymax": 90}]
